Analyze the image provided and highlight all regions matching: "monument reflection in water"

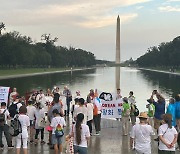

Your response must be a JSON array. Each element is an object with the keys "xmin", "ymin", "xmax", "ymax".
[{"xmin": 115, "ymin": 67, "xmax": 120, "ymax": 90}]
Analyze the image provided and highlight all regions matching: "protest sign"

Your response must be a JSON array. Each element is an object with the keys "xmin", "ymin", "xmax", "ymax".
[
  {"xmin": 0, "ymin": 86, "xmax": 10, "ymax": 103},
  {"xmin": 97, "ymin": 91, "xmax": 123, "ymax": 119}
]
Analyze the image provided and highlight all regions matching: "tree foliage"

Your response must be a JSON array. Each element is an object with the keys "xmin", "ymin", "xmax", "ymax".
[
  {"xmin": 136, "ymin": 36, "xmax": 180, "ymax": 67},
  {"xmin": 0, "ymin": 31, "xmax": 96, "ymax": 68}
]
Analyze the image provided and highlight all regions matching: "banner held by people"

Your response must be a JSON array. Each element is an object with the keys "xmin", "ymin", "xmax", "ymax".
[
  {"xmin": 97, "ymin": 91, "xmax": 123, "ymax": 119},
  {"xmin": 0, "ymin": 86, "xmax": 10, "ymax": 103}
]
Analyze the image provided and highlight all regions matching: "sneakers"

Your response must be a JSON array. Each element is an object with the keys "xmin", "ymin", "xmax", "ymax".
[
  {"xmin": 41, "ymin": 141, "xmax": 46, "ymax": 144},
  {"xmin": 94, "ymin": 132, "xmax": 100, "ymax": 136},
  {"xmin": 8, "ymin": 145, "xmax": 14, "ymax": 149}
]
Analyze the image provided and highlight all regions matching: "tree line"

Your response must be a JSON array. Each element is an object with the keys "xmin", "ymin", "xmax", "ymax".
[
  {"xmin": 0, "ymin": 28, "xmax": 96, "ymax": 68},
  {"xmin": 136, "ymin": 36, "xmax": 180, "ymax": 68}
]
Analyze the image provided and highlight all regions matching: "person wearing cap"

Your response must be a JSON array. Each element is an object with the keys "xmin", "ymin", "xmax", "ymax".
[
  {"xmin": 9, "ymin": 95, "xmax": 22, "ymax": 118},
  {"xmin": 158, "ymin": 114, "xmax": 178, "ymax": 154},
  {"xmin": 130, "ymin": 112, "xmax": 154, "ymax": 154},
  {"xmin": 146, "ymin": 99, "xmax": 155, "ymax": 128},
  {"xmin": 122, "ymin": 97, "xmax": 130, "ymax": 136}
]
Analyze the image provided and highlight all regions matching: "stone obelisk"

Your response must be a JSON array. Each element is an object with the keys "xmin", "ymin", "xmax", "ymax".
[
  {"xmin": 115, "ymin": 16, "xmax": 120, "ymax": 89},
  {"xmin": 116, "ymin": 15, "xmax": 120, "ymax": 64}
]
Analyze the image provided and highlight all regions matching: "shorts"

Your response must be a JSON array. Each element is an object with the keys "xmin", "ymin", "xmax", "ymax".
[
  {"xmin": 52, "ymin": 134, "xmax": 63, "ymax": 145},
  {"xmin": 74, "ymin": 145, "xmax": 87, "ymax": 154},
  {"xmin": 30, "ymin": 120, "xmax": 35, "ymax": 127},
  {"xmin": 154, "ymin": 118, "xmax": 162, "ymax": 129}
]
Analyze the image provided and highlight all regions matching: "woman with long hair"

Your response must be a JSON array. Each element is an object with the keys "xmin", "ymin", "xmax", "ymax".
[
  {"xmin": 70, "ymin": 113, "xmax": 90, "ymax": 154},
  {"xmin": 158, "ymin": 114, "xmax": 178, "ymax": 154}
]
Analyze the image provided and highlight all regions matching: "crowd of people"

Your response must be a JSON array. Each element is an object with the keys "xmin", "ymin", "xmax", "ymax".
[
  {"xmin": 126, "ymin": 90, "xmax": 180, "ymax": 154},
  {"xmin": 0, "ymin": 87, "xmax": 102, "ymax": 154},
  {"xmin": 0, "ymin": 87, "xmax": 180, "ymax": 154}
]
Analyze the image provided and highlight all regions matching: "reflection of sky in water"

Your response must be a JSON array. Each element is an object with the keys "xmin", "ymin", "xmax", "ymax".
[{"xmin": 0, "ymin": 67, "xmax": 179, "ymax": 112}]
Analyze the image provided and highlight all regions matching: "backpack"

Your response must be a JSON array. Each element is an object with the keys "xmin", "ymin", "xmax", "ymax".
[
  {"xmin": 134, "ymin": 105, "xmax": 139, "ymax": 116},
  {"xmin": 55, "ymin": 118, "xmax": 64, "ymax": 138},
  {"xmin": 0, "ymin": 109, "xmax": 6, "ymax": 126},
  {"xmin": 9, "ymin": 115, "xmax": 22, "ymax": 136},
  {"xmin": 9, "ymin": 102, "xmax": 18, "ymax": 118}
]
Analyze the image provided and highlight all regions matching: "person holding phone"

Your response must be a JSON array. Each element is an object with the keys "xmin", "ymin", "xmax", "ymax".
[{"xmin": 150, "ymin": 90, "xmax": 165, "ymax": 141}]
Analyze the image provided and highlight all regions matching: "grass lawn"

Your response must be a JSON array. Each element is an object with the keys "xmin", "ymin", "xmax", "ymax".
[{"xmin": 0, "ymin": 68, "xmax": 71, "ymax": 77}]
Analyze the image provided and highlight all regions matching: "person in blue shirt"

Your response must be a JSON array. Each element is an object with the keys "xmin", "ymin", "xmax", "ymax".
[
  {"xmin": 150, "ymin": 90, "xmax": 165, "ymax": 141},
  {"xmin": 166, "ymin": 98, "xmax": 176, "ymax": 126},
  {"xmin": 175, "ymin": 95, "xmax": 180, "ymax": 150}
]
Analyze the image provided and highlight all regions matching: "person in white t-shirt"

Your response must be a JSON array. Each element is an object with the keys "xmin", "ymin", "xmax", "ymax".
[
  {"xmin": 34, "ymin": 102, "xmax": 46, "ymax": 145},
  {"xmin": 16, "ymin": 106, "xmax": 30, "ymax": 154},
  {"xmin": 36, "ymin": 90, "xmax": 46, "ymax": 108},
  {"xmin": 69, "ymin": 113, "xmax": 90, "ymax": 154},
  {"xmin": 50, "ymin": 109, "xmax": 66, "ymax": 154},
  {"xmin": 26, "ymin": 101, "xmax": 36, "ymax": 143},
  {"xmin": 130, "ymin": 112, "xmax": 154, "ymax": 154},
  {"xmin": 158, "ymin": 114, "xmax": 178, "ymax": 154},
  {"xmin": 86, "ymin": 101, "xmax": 94, "ymax": 135},
  {"xmin": 0, "ymin": 102, "xmax": 13, "ymax": 149},
  {"xmin": 9, "ymin": 87, "xmax": 19, "ymax": 105},
  {"xmin": 73, "ymin": 98, "xmax": 88, "ymax": 124}
]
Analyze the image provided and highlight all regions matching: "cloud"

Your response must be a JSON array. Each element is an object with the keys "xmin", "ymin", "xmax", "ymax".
[
  {"xmin": 136, "ymin": 6, "xmax": 144, "ymax": 9},
  {"xmin": 159, "ymin": 5, "xmax": 180, "ymax": 12},
  {"xmin": 0, "ymin": 0, "xmax": 150, "ymax": 28},
  {"xmin": 167, "ymin": 0, "xmax": 180, "ymax": 2},
  {"xmin": 77, "ymin": 14, "xmax": 138, "ymax": 28}
]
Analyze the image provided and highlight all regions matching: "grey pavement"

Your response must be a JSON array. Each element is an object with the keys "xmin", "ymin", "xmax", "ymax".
[{"xmin": 1, "ymin": 118, "xmax": 180, "ymax": 154}]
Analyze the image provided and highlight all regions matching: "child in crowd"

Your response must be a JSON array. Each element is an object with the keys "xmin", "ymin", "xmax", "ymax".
[
  {"xmin": 16, "ymin": 106, "xmax": 30, "ymax": 154},
  {"xmin": 26, "ymin": 101, "xmax": 36, "ymax": 143},
  {"xmin": 50, "ymin": 109, "xmax": 66, "ymax": 154}
]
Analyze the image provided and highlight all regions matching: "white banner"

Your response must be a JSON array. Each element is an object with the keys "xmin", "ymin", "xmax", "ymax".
[
  {"xmin": 0, "ymin": 86, "xmax": 10, "ymax": 103},
  {"xmin": 97, "ymin": 91, "xmax": 123, "ymax": 119}
]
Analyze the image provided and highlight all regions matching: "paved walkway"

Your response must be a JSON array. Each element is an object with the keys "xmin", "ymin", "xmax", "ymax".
[{"xmin": 1, "ymin": 118, "xmax": 180, "ymax": 154}]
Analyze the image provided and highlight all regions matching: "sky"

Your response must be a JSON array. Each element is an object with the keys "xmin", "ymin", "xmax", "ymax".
[{"xmin": 0, "ymin": 0, "xmax": 180, "ymax": 61}]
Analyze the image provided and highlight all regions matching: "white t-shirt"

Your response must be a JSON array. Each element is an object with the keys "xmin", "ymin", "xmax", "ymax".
[
  {"xmin": 34, "ymin": 108, "xmax": 46, "ymax": 129},
  {"xmin": 86, "ymin": 103, "xmax": 94, "ymax": 121},
  {"xmin": 50, "ymin": 116, "xmax": 66, "ymax": 134},
  {"xmin": 18, "ymin": 114, "xmax": 30, "ymax": 139},
  {"xmin": 158, "ymin": 124, "xmax": 178, "ymax": 151},
  {"xmin": 70, "ymin": 124, "xmax": 90, "ymax": 147},
  {"xmin": 130, "ymin": 124, "xmax": 154, "ymax": 153},
  {"xmin": 27, "ymin": 105, "xmax": 36, "ymax": 120},
  {"xmin": 36, "ymin": 93, "xmax": 46, "ymax": 107},
  {"xmin": 74, "ymin": 106, "xmax": 88, "ymax": 124},
  {"xmin": 0, "ymin": 108, "xmax": 9, "ymax": 124}
]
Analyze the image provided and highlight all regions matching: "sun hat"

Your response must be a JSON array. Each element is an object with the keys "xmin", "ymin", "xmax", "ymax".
[{"xmin": 138, "ymin": 112, "xmax": 148, "ymax": 119}]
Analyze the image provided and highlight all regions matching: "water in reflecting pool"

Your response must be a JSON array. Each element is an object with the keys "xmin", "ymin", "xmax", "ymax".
[{"xmin": 0, "ymin": 67, "xmax": 179, "ymax": 111}]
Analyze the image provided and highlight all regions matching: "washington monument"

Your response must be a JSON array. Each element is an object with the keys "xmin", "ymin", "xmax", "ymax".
[
  {"xmin": 116, "ymin": 15, "xmax": 120, "ymax": 64},
  {"xmin": 115, "ymin": 15, "xmax": 120, "ymax": 89}
]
